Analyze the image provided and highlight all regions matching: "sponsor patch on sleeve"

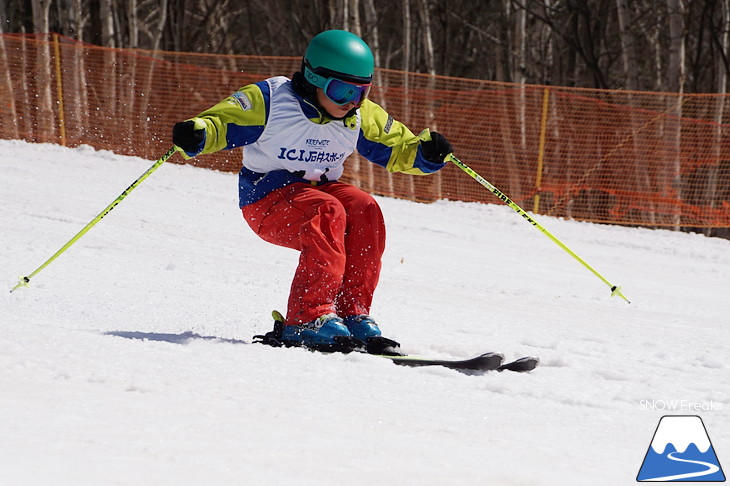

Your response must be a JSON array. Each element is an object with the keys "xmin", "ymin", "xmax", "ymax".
[
  {"xmin": 384, "ymin": 115, "xmax": 393, "ymax": 134},
  {"xmin": 231, "ymin": 91, "xmax": 253, "ymax": 111}
]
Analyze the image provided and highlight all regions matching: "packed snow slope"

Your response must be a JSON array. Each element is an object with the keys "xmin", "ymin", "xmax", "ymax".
[{"xmin": 1, "ymin": 140, "xmax": 728, "ymax": 486}]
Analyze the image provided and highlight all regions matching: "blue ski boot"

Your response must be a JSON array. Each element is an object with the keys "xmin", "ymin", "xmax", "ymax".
[
  {"xmin": 280, "ymin": 313, "xmax": 351, "ymax": 347},
  {"xmin": 343, "ymin": 315, "xmax": 382, "ymax": 342}
]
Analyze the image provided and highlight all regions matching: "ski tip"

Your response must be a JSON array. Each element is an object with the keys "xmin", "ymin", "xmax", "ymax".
[{"xmin": 498, "ymin": 356, "xmax": 540, "ymax": 372}]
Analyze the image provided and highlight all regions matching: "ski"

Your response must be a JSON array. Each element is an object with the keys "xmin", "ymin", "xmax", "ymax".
[
  {"xmin": 376, "ymin": 353, "xmax": 540, "ymax": 373},
  {"xmin": 374, "ymin": 352, "xmax": 504, "ymax": 372},
  {"xmin": 498, "ymin": 356, "xmax": 540, "ymax": 372},
  {"xmin": 253, "ymin": 311, "xmax": 539, "ymax": 373},
  {"xmin": 374, "ymin": 354, "xmax": 539, "ymax": 373}
]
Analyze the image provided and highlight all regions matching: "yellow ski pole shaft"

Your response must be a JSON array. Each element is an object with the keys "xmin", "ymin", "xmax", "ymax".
[
  {"xmin": 10, "ymin": 146, "xmax": 179, "ymax": 293},
  {"xmin": 447, "ymin": 154, "xmax": 630, "ymax": 303}
]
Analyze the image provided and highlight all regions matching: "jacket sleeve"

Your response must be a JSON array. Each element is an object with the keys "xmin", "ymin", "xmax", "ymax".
[
  {"xmin": 177, "ymin": 81, "xmax": 270, "ymax": 159},
  {"xmin": 356, "ymin": 99, "xmax": 446, "ymax": 175}
]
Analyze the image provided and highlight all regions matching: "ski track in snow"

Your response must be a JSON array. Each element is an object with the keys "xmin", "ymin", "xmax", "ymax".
[{"xmin": 0, "ymin": 140, "xmax": 728, "ymax": 485}]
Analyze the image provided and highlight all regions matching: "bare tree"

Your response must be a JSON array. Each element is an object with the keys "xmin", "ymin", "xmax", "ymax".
[
  {"xmin": 615, "ymin": 0, "xmax": 639, "ymax": 91},
  {"xmin": 30, "ymin": 0, "xmax": 51, "ymax": 32},
  {"xmin": 0, "ymin": 0, "xmax": 20, "ymax": 139},
  {"xmin": 417, "ymin": 0, "xmax": 436, "ymax": 76},
  {"xmin": 347, "ymin": 0, "xmax": 361, "ymax": 35},
  {"xmin": 706, "ymin": 0, "xmax": 730, "ymax": 236},
  {"xmin": 30, "ymin": 0, "xmax": 55, "ymax": 142},
  {"xmin": 0, "ymin": 0, "xmax": 729, "ymax": 94},
  {"xmin": 667, "ymin": 0, "xmax": 687, "ymax": 93},
  {"xmin": 718, "ymin": 0, "xmax": 730, "ymax": 94},
  {"xmin": 99, "ymin": 0, "xmax": 116, "ymax": 47},
  {"xmin": 665, "ymin": 0, "xmax": 686, "ymax": 228},
  {"xmin": 139, "ymin": 0, "xmax": 167, "ymax": 52}
]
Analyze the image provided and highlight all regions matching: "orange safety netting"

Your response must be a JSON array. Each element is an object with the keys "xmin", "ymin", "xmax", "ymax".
[{"xmin": 2, "ymin": 33, "xmax": 729, "ymax": 228}]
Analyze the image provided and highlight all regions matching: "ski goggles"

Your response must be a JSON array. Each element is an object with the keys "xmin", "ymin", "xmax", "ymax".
[
  {"xmin": 304, "ymin": 64, "xmax": 372, "ymax": 106},
  {"xmin": 321, "ymin": 77, "xmax": 371, "ymax": 106}
]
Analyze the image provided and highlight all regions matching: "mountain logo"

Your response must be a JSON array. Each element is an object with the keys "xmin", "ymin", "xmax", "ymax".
[{"xmin": 637, "ymin": 415, "xmax": 725, "ymax": 482}]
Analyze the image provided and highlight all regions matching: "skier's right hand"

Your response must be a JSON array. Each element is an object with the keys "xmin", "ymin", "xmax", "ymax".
[{"xmin": 172, "ymin": 119, "xmax": 205, "ymax": 153}]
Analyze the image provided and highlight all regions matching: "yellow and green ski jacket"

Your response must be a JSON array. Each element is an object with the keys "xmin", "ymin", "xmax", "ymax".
[{"xmin": 179, "ymin": 76, "xmax": 445, "ymax": 207}]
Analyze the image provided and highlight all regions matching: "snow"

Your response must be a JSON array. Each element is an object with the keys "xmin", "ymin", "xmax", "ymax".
[{"xmin": 1, "ymin": 139, "xmax": 728, "ymax": 485}]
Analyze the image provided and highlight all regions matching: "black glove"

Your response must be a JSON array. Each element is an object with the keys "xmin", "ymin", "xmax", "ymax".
[
  {"xmin": 172, "ymin": 120, "xmax": 205, "ymax": 153},
  {"xmin": 420, "ymin": 131, "xmax": 453, "ymax": 163}
]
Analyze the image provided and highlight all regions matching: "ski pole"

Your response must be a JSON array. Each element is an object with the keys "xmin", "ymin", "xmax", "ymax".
[
  {"xmin": 447, "ymin": 153, "xmax": 630, "ymax": 303},
  {"xmin": 10, "ymin": 146, "xmax": 180, "ymax": 293}
]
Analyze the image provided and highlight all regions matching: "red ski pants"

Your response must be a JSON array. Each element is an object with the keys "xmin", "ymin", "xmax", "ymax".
[{"xmin": 242, "ymin": 182, "xmax": 386, "ymax": 325}]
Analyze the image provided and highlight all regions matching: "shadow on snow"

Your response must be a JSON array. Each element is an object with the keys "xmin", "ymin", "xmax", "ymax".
[{"xmin": 105, "ymin": 330, "xmax": 249, "ymax": 345}]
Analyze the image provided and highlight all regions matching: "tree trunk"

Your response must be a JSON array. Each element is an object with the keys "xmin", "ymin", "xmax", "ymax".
[
  {"xmin": 417, "ymin": 0, "xmax": 440, "ymax": 199},
  {"xmin": 402, "ymin": 0, "xmax": 411, "ymax": 75},
  {"xmin": 30, "ymin": 0, "xmax": 51, "ymax": 33},
  {"xmin": 706, "ymin": 0, "xmax": 730, "ymax": 236},
  {"xmin": 0, "ymin": 1, "xmax": 20, "ymax": 139},
  {"xmin": 347, "ymin": 0, "xmax": 360, "ymax": 35},
  {"xmin": 418, "ymin": 0, "xmax": 435, "ymax": 75},
  {"xmin": 401, "ymin": 0, "xmax": 412, "ymax": 119},
  {"xmin": 150, "ymin": 0, "xmax": 169, "ymax": 52},
  {"xmin": 127, "ymin": 0, "xmax": 138, "ymax": 48},
  {"xmin": 667, "ymin": 0, "xmax": 686, "ymax": 94},
  {"xmin": 363, "ymin": 0, "xmax": 382, "ymax": 91},
  {"xmin": 666, "ymin": 0, "xmax": 685, "ymax": 229},
  {"xmin": 615, "ymin": 0, "xmax": 639, "ymax": 91},
  {"xmin": 100, "ymin": 0, "xmax": 118, "ymax": 123},
  {"xmin": 30, "ymin": 0, "xmax": 55, "ymax": 142},
  {"xmin": 401, "ymin": 0, "xmax": 415, "ymax": 200},
  {"xmin": 717, "ymin": 0, "xmax": 730, "ymax": 95},
  {"xmin": 616, "ymin": 0, "xmax": 654, "ymax": 223},
  {"xmin": 513, "ymin": 1, "xmax": 527, "ymax": 149},
  {"xmin": 100, "ymin": 0, "xmax": 116, "ymax": 47},
  {"xmin": 361, "ymin": 0, "xmax": 381, "ymax": 192}
]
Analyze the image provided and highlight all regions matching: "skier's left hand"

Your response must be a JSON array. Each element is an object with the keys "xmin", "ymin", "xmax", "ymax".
[{"xmin": 421, "ymin": 131, "xmax": 453, "ymax": 163}]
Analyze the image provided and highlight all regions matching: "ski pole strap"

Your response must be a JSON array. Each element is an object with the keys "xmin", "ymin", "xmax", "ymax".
[
  {"xmin": 10, "ymin": 146, "xmax": 180, "ymax": 293},
  {"xmin": 447, "ymin": 154, "xmax": 630, "ymax": 304}
]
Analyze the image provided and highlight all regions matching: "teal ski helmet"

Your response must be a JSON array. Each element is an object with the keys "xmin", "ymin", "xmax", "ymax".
[{"xmin": 303, "ymin": 30, "xmax": 374, "ymax": 86}]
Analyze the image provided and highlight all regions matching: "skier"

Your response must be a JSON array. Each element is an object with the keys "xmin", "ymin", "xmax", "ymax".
[{"xmin": 172, "ymin": 29, "xmax": 453, "ymax": 348}]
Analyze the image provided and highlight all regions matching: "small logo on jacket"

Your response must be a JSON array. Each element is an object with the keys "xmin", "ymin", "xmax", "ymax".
[
  {"xmin": 230, "ymin": 91, "xmax": 252, "ymax": 111},
  {"xmin": 306, "ymin": 138, "xmax": 330, "ymax": 148},
  {"xmin": 637, "ymin": 415, "xmax": 725, "ymax": 482}
]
